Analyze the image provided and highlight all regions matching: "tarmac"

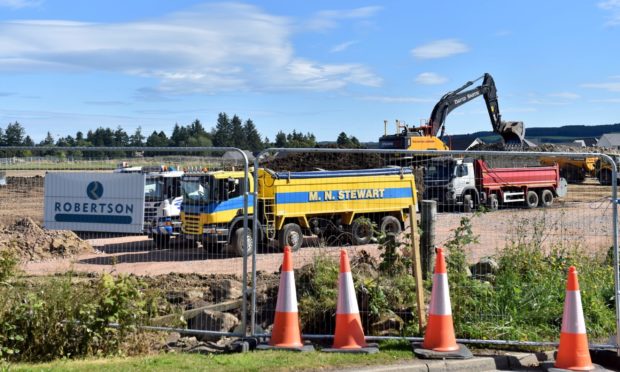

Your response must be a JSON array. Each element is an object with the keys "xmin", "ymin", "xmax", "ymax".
[{"xmin": 335, "ymin": 350, "xmax": 617, "ymax": 371}]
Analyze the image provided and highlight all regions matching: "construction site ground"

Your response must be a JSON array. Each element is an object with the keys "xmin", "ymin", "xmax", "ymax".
[{"xmin": 7, "ymin": 178, "xmax": 612, "ymax": 277}]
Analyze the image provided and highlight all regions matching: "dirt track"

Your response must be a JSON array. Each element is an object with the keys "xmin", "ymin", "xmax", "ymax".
[{"xmin": 22, "ymin": 196, "xmax": 614, "ymax": 276}]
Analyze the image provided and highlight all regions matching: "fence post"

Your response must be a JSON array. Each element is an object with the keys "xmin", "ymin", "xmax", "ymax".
[
  {"xmin": 420, "ymin": 200, "xmax": 437, "ymax": 280},
  {"xmin": 409, "ymin": 205, "xmax": 426, "ymax": 331}
]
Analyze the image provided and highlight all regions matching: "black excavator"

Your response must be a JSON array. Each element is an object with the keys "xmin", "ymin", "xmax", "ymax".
[{"xmin": 379, "ymin": 73, "xmax": 526, "ymax": 151}]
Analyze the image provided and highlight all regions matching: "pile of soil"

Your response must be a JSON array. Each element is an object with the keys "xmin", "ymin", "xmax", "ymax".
[
  {"xmin": 0, "ymin": 217, "xmax": 94, "ymax": 261},
  {"xmin": 261, "ymin": 151, "xmax": 384, "ymax": 172},
  {"xmin": 6, "ymin": 175, "xmax": 44, "ymax": 188}
]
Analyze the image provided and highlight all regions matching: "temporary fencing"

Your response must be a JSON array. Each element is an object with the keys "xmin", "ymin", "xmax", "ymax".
[
  {"xmin": 251, "ymin": 148, "xmax": 620, "ymax": 352},
  {"xmin": 0, "ymin": 146, "xmax": 252, "ymax": 338},
  {"xmin": 1, "ymin": 145, "xmax": 619, "ymax": 352}
]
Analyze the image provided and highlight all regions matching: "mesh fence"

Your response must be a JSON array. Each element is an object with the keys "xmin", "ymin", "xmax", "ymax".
[
  {"xmin": 0, "ymin": 146, "xmax": 251, "ymax": 337},
  {"xmin": 1, "ymin": 146, "xmax": 618, "ymax": 348},
  {"xmin": 251, "ymin": 148, "xmax": 619, "ymax": 347}
]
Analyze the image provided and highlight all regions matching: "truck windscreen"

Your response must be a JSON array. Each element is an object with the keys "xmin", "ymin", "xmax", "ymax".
[
  {"xmin": 182, "ymin": 179, "xmax": 210, "ymax": 204},
  {"xmin": 144, "ymin": 177, "xmax": 164, "ymax": 201},
  {"xmin": 424, "ymin": 162, "xmax": 454, "ymax": 181}
]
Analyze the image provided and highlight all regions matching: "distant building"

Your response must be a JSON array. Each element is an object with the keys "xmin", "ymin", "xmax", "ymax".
[{"xmin": 597, "ymin": 133, "xmax": 620, "ymax": 149}]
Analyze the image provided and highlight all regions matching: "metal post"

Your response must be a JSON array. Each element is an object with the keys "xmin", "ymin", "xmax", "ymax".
[
  {"xmin": 610, "ymin": 155, "xmax": 620, "ymax": 356},
  {"xmin": 251, "ymin": 156, "xmax": 262, "ymax": 336},
  {"xmin": 420, "ymin": 200, "xmax": 437, "ymax": 279},
  {"xmin": 409, "ymin": 205, "xmax": 426, "ymax": 331},
  {"xmin": 239, "ymin": 150, "xmax": 250, "ymax": 338}
]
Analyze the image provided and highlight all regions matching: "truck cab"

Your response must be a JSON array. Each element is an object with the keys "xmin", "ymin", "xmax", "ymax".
[
  {"xmin": 114, "ymin": 163, "xmax": 184, "ymax": 247},
  {"xmin": 424, "ymin": 158, "xmax": 476, "ymax": 210},
  {"xmin": 180, "ymin": 171, "xmax": 254, "ymax": 256}
]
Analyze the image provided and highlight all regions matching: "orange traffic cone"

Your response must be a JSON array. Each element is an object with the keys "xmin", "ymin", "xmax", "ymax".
[
  {"xmin": 413, "ymin": 247, "xmax": 472, "ymax": 359},
  {"xmin": 323, "ymin": 249, "xmax": 377, "ymax": 353},
  {"xmin": 554, "ymin": 266, "xmax": 597, "ymax": 371},
  {"xmin": 257, "ymin": 246, "xmax": 313, "ymax": 351}
]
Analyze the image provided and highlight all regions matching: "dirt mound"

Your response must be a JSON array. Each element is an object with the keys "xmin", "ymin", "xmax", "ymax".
[
  {"xmin": 0, "ymin": 217, "xmax": 94, "ymax": 261},
  {"xmin": 6, "ymin": 175, "xmax": 44, "ymax": 188},
  {"xmin": 261, "ymin": 151, "xmax": 384, "ymax": 172}
]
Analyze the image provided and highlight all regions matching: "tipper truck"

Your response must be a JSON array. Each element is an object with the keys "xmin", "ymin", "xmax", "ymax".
[
  {"xmin": 423, "ymin": 158, "xmax": 567, "ymax": 211},
  {"xmin": 180, "ymin": 167, "xmax": 418, "ymax": 256}
]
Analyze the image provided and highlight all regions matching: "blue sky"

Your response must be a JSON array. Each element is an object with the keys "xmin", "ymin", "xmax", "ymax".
[{"xmin": 0, "ymin": 0, "xmax": 619, "ymax": 142}]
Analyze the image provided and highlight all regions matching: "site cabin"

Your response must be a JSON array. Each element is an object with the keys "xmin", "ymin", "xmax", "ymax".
[
  {"xmin": 180, "ymin": 167, "xmax": 417, "ymax": 256},
  {"xmin": 424, "ymin": 158, "xmax": 566, "ymax": 211}
]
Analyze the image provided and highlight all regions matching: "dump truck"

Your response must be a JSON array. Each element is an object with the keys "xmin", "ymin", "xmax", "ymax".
[
  {"xmin": 423, "ymin": 158, "xmax": 567, "ymax": 211},
  {"xmin": 596, "ymin": 154, "xmax": 620, "ymax": 185},
  {"xmin": 180, "ymin": 167, "xmax": 417, "ymax": 256},
  {"xmin": 539, "ymin": 156, "xmax": 597, "ymax": 183},
  {"xmin": 115, "ymin": 163, "xmax": 184, "ymax": 247}
]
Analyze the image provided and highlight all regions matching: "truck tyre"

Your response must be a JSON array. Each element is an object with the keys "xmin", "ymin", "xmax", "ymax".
[
  {"xmin": 600, "ymin": 169, "xmax": 612, "ymax": 185},
  {"xmin": 526, "ymin": 190, "xmax": 538, "ymax": 209},
  {"xmin": 153, "ymin": 234, "xmax": 170, "ymax": 249},
  {"xmin": 487, "ymin": 194, "xmax": 499, "ymax": 211},
  {"xmin": 351, "ymin": 219, "xmax": 373, "ymax": 245},
  {"xmin": 380, "ymin": 216, "xmax": 401, "ymax": 236},
  {"xmin": 540, "ymin": 189, "xmax": 554, "ymax": 208},
  {"xmin": 463, "ymin": 194, "xmax": 474, "ymax": 213},
  {"xmin": 279, "ymin": 223, "xmax": 303, "ymax": 252},
  {"xmin": 232, "ymin": 227, "xmax": 254, "ymax": 257}
]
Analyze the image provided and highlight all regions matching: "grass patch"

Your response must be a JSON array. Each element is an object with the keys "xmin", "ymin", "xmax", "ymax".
[{"xmin": 6, "ymin": 341, "xmax": 413, "ymax": 372}]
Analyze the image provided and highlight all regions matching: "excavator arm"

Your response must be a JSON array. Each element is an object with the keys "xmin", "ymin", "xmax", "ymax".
[{"xmin": 428, "ymin": 73, "xmax": 525, "ymax": 145}]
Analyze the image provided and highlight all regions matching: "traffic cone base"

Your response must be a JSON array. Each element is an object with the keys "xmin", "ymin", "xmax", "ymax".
[
  {"xmin": 270, "ymin": 311, "xmax": 303, "ymax": 348},
  {"xmin": 323, "ymin": 250, "xmax": 378, "ymax": 354},
  {"xmin": 414, "ymin": 247, "xmax": 472, "ymax": 359}
]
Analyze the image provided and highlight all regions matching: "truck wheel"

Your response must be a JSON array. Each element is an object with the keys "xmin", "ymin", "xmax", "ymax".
[
  {"xmin": 232, "ymin": 227, "xmax": 254, "ymax": 257},
  {"xmin": 351, "ymin": 219, "xmax": 373, "ymax": 245},
  {"xmin": 463, "ymin": 194, "xmax": 474, "ymax": 213},
  {"xmin": 539, "ymin": 189, "xmax": 554, "ymax": 207},
  {"xmin": 526, "ymin": 190, "xmax": 538, "ymax": 209},
  {"xmin": 153, "ymin": 234, "xmax": 170, "ymax": 249},
  {"xmin": 600, "ymin": 169, "xmax": 612, "ymax": 185},
  {"xmin": 380, "ymin": 216, "xmax": 401, "ymax": 236},
  {"xmin": 279, "ymin": 223, "xmax": 303, "ymax": 252},
  {"xmin": 487, "ymin": 194, "xmax": 499, "ymax": 211}
]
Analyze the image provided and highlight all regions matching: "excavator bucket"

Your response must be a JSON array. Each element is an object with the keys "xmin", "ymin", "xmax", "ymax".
[{"xmin": 498, "ymin": 121, "xmax": 525, "ymax": 146}]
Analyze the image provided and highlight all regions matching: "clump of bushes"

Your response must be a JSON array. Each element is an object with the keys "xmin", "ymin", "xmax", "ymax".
[{"xmin": 0, "ymin": 250, "xmax": 159, "ymax": 362}]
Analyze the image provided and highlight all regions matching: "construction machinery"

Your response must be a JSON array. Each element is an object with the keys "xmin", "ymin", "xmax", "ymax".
[
  {"xmin": 180, "ymin": 167, "xmax": 417, "ymax": 256},
  {"xmin": 379, "ymin": 73, "xmax": 525, "ymax": 151},
  {"xmin": 539, "ymin": 155, "xmax": 598, "ymax": 183}
]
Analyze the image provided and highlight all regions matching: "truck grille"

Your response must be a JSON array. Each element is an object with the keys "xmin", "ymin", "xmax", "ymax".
[
  {"xmin": 183, "ymin": 213, "xmax": 202, "ymax": 234},
  {"xmin": 144, "ymin": 207, "xmax": 157, "ymax": 223}
]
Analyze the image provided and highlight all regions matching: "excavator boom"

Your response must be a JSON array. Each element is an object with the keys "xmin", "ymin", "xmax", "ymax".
[{"xmin": 429, "ymin": 73, "xmax": 525, "ymax": 146}]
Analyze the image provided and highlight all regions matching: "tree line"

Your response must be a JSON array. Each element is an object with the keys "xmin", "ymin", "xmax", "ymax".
[{"xmin": 0, "ymin": 113, "xmax": 363, "ymax": 158}]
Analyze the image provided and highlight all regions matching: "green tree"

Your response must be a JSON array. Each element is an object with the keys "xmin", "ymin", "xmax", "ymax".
[
  {"xmin": 230, "ymin": 115, "xmax": 245, "ymax": 149},
  {"xmin": 274, "ymin": 131, "xmax": 287, "ymax": 147},
  {"xmin": 244, "ymin": 119, "xmax": 263, "ymax": 152},
  {"xmin": 212, "ymin": 113, "xmax": 233, "ymax": 147},
  {"xmin": 129, "ymin": 126, "xmax": 145, "ymax": 147},
  {"xmin": 146, "ymin": 131, "xmax": 169, "ymax": 147},
  {"xmin": 5, "ymin": 122, "xmax": 25, "ymax": 145}
]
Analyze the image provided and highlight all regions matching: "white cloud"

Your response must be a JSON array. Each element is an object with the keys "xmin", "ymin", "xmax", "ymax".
[
  {"xmin": 360, "ymin": 95, "xmax": 433, "ymax": 104},
  {"xmin": 581, "ymin": 82, "xmax": 620, "ymax": 92},
  {"xmin": 411, "ymin": 39, "xmax": 469, "ymax": 60},
  {"xmin": 305, "ymin": 6, "xmax": 382, "ymax": 31},
  {"xmin": 598, "ymin": 0, "xmax": 620, "ymax": 26},
  {"xmin": 548, "ymin": 92, "xmax": 580, "ymax": 100},
  {"xmin": 330, "ymin": 40, "xmax": 358, "ymax": 53},
  {"xmin": 415, "ymin": 72, "xmax": 448, "ymax": 85},
  {"xmin": 0, "ymin": 3, "xmax": 382, "ymax": 94},
  {"xmin": 0, "ymin": 0, "xmax": 41, "ymax": 9}
]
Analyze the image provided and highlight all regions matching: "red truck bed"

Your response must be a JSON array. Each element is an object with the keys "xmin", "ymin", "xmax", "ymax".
[{"xmin": 474, "ymin": 159, "xmax": 560, "ymax": 191}]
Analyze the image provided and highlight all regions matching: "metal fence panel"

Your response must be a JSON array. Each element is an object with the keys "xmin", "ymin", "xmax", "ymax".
[
  {"xmin": 0, "ymin": 146, "xmax": 251, "ymax": 338},
  {"xmin": 250, "ymin": 148, "xmax": 618, "ymax": 350}
]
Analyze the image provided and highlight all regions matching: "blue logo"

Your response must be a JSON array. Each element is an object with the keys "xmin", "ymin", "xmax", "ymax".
[{"xmin": 86, "ymin": 181, "xmax": 104, "ymax": 200}]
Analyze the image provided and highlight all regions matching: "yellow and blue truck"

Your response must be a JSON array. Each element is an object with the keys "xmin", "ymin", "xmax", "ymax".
[{"xmin": 180, "ymin": 167, "xmax": 417, "ymax": 256}]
